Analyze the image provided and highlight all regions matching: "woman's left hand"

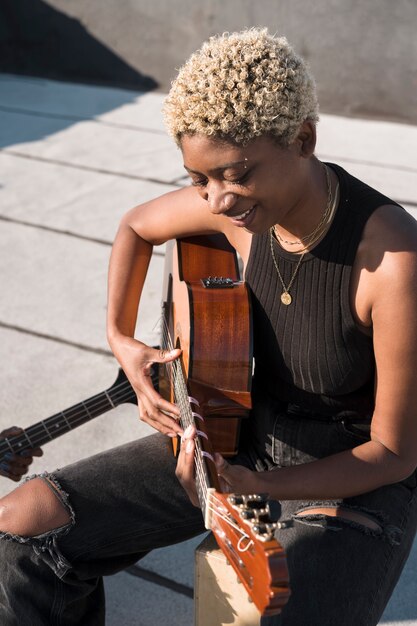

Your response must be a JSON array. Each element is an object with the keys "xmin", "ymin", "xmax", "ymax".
[
  {"xmin": 175, "ymin": 425, "xmax": 261, "ymax": 506},
  {"xmin": 214, "ymin": 453, "xmax": 261, "ymax": 495},
  {"xmin": 0, "ymin": 427, "xmax": 43, "ymax": 482}
]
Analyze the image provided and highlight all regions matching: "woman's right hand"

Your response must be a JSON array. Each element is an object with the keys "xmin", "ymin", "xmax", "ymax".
[{"xmin": 112, "ymin": 337, "xmax": 183, "ymax": 437}]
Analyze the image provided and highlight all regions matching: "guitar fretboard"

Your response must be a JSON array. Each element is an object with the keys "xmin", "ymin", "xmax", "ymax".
[
  {"xmin": 0, "ymin": 372, "xmax": 137, "ymax": 458},
  {"xmin": 170, "ymin": 360, "xmax": 212, "ymax": 522}
]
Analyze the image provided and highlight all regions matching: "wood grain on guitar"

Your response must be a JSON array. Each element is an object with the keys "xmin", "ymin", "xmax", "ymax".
[{"xmin": 159, "ymin": 234, "xmax": 290, "ymax": 616}]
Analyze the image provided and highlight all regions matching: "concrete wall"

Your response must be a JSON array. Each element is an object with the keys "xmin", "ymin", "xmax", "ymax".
[{"xmin": 1, "ymin": 0, "xmax": 417, "ymax": 123}]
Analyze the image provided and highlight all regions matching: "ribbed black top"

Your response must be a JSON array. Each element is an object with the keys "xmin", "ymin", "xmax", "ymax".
[{"xmin": 246, "ymin": 163, "xmax": 399, "ymax": 417}]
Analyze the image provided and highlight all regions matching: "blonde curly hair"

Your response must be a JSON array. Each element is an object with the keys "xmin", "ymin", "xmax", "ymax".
[{"xmin": 163, "ymin": 28, "xmax": 319, "ymax": 146}]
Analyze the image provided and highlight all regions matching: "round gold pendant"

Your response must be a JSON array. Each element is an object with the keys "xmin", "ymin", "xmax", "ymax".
[{"xmin": 281, "ymin": 292, "xmax": 292, "ymax": 305}]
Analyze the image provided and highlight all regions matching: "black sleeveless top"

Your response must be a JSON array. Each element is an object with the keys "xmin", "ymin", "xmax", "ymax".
[{"xmin": 245, "ymin": 163, "xmax": 399, "ymax": 418}]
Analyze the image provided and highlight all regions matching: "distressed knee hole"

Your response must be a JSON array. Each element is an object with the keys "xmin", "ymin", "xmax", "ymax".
[
  {"xmin": 294, "ymin": 505, "xmax": 382, "ymax": 533},
  {"xmin": 0, "ymin": 476, "xmax": 71, "ymax": 538}
]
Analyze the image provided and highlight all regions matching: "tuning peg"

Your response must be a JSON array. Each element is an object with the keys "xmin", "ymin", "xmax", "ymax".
[
  {"xmin": 252, "ymin": 522, "xmax": 267, "ymax": 534},
  {"xmin": 240, "ymin": 507, "xmax": 256, "ymax": 520},
  {"xmin": 246, "ymin": 497, "xmax": 267, "ymax": 510},
  {"xmin": 251, "ymin": 522, "xmax": 276, "ymax": 541},
  {"xmin": 228, "ymin": 495, "xmax": 245, "ymax": 506}
]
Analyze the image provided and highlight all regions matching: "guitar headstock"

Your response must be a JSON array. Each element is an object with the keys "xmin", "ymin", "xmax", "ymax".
[{"xmin": 207, "ymin": 490, "xmax": 291, "ymax": 616}]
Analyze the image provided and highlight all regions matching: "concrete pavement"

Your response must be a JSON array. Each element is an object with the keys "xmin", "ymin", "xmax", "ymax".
[{"xmin": 0, "ymin": 74, "xmax": 416, "ymax": 625}]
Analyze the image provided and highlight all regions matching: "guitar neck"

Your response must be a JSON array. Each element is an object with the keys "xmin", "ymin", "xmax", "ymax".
[
  {"xmin": 0, "ymin": 370, "xmax": 137, "ymax": 457},
  {"xmin": 169, "ymin": 364, "xmax": 218, "ymax": 522}
]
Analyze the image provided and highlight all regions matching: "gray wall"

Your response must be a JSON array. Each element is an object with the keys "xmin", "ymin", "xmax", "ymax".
[{"xmin": 2, "ymin": 0, "xmax": 417, "ymax": 123}]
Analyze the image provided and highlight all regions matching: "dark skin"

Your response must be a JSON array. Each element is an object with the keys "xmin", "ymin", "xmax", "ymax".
[
  {"xmin": 0, "ymin": 428, "xmax": 43, "ymax": 482},
  {"xmin": 173, "ymin": 129, "xmax": 417, "ymax": 508},
  {"xmin": 1, "ymin": 121, "xmax": 417, "ymax": 537}
]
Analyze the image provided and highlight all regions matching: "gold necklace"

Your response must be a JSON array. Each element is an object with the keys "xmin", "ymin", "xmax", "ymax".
[
  {"xmin": 269, "ymin": 165, "xmax": 336, "ymax": 306},
  {"xmin": 274, "ymin": 165, "xmax": 332, "ymax": 248},
  {"xmin": 282, "ymin": 181, "xmax": 339, "ymax": 254},
  {"xmin": 269, "ymin": 236, "xmax": 306, "ymax": 305}
]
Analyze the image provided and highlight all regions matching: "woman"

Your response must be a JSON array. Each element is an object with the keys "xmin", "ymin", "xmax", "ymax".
[{"xmin": 0, "ymin": 28, "xmax": 416, "ymax": 625}]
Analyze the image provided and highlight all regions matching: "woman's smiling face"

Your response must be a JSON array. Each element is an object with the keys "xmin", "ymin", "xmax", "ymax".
[{"xmin": 180, "ymin": 130, "xmax": 314, "ymax": 235}]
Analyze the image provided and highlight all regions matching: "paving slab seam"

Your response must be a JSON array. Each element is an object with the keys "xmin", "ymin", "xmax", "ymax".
[
  {"xmin": 0, "ymin": 321, "xmax": 114, "ymax": 358},
  {"xmin": 318, "ymin": 152, "xmax": 417, "ymax": 175},
  {"xmin": 0, "ymin": 214, "xmax": 115, "ymax": 247},
  {"xmin": 0, "ymin": 214, "xmax": 166, "ymax": 254},
  {"xmin": 0, "ymin": 104, "xmax": 167, "ymax": 135},
  {"xmin": 0, "ymin": 149, "xmax": 183, "ymax": 187}
]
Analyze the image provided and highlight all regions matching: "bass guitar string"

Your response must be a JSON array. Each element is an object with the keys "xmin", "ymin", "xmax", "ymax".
[
  {"xmin": 1, "ymin": 328, "xmax": 257, "ymax": 553},
  {"xmin": 0, "ymin": 383, "xmax": 135, "ymax": 451},
  {"xmin": 0, "ymin": 377, "xmax": 147, "ymax": 453}
]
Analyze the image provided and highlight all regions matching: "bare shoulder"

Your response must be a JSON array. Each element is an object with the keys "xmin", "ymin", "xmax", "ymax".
[
  {"xmin": 363, "ymin": 204, "xmax": 417, "ymax": 256},
  {"xmin": 352, "ymin": 204, "xmax": 417, "ymax": 326},
  {"xmin": 358, "ymin": 204, "xmax": 417, "ymax": 279},
  {"xmin": 363, "ymin": 205, "xmax": 417, "ymax": 461},
  {"xmin": 122, "ymin": 185, "xmax": 223, "ymax": 245}
]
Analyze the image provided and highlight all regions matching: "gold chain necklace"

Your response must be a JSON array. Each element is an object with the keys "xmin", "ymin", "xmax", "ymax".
[
  {"xmin": 274, "ymin": 165, "xmax": 332, "ymax": 248},
  {"xmin": 269, "ymin": 238, "xmax": 306, "ymax": 305},
  {"xmin": 269, "ymin": 165, "xmax": 336, "ymax": 306},
  {"xmin": 280, "ymin": 181, "xmax": 339, "ymax": 254}
]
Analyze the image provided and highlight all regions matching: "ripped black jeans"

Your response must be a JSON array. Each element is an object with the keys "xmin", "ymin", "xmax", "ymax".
[
  {"xmin": 245, "ymin": 398, "xmax": 417, "ymax": 626},
  {"xmin": 0, "ymin": 401, "xmax": 416, "ymax": 626}
]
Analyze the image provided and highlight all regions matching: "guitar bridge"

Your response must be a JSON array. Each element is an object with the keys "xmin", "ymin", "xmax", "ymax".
[{"xmin": 201, "ymin": 276, "xmax": 235, "ymax": 289}]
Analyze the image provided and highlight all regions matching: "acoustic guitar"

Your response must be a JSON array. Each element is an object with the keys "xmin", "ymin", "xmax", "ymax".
[
  {"xmin": 1, "ymin": 234, "xmax": 290, "ymax": 614},
  {"xmin": 158, "ymin": 234, "xmax": 290, "ymax": 616}
]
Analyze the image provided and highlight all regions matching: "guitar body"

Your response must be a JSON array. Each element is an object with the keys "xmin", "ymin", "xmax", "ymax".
[
  {"xmin": 159, "ymin": 235, "xmax": 253, "ymax": 456},
  {"xmin": 159, "ymin": 235, "xmax": 290, "ymax": 615},
  {"xmin": 4, "ymin": 234, "xmax": 290, "ymax": 615}
]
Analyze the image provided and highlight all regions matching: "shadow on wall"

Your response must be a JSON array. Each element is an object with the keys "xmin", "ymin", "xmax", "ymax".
[
  {"xmin": 0, "ymin": 0, "xmax": 159, "ymax": 149},
  {"xmin": 0, "ymin": 0, "xmax": 157, "ymax": 91},
  {"xmin": 0, "ymin": 74, "xmax": 154, "ymax": 149}
]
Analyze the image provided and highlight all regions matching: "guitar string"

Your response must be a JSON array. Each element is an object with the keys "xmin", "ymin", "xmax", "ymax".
[
  {"xmin": 0, "ymin": 329, "xmax": 260, "ymax": 550},
  {"xmin": 0, "ymin": 378, "xmax": 142, "ymax": 452},
  {"xmin": 161, "ymin": 325, "xmax": 258, "ymax": 551},
  {"xmin": 160, "ymin": 321, "xmax": 260, "ymax": 551},
  {"xmin": 168, "ymin": 367, "xmax": 210, "ymax": 514},
  {"xmin": 2, "ymin": 381, "xmax": 135, "ymax": 439},
  {"xmin": 205, "ymin": 500, "xmax": 251, "ymax": 538},
  {"xmin": 164, "ymin": 356, "xmax": 210, "ymax": 511},
  {"xmin": 160, "ymin": 321, "xmax": 255, "ymax": 532},
  {"xmin": 161, "ymin": 322, "xmax": 211, "ymax": 502},
  {"xmin": 2, "ymin": 323, "xmax": 257, "ymax": 548},
  {"xmin": 160, "ymin": 322, "xmax": 210, "ymax": 510}
]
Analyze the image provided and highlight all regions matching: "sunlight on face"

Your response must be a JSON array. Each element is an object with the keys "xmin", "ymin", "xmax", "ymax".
[{"xmin": 180, "ymin": 133, "xmax": 310, "ymax": 234}]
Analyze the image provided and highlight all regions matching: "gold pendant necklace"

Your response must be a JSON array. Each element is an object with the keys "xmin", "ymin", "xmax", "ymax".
[
  {"xmin": 269, "ymin": 232, "xmax": 306, "ymax": 305},
  {"xmin": 270, "ymin": 164, "xmax": 335, "ymax": 305}
]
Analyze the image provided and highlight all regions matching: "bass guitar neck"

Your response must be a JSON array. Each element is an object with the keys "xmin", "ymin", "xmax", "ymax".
[{"xmin": 0, "ymin": 368, "xmax": 141, "ymax": 458}]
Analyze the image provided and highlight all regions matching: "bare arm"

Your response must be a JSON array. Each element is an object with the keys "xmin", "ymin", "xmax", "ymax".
[
  {"xmin": 181, "ymin": 206, "xmax": 417, "ymax": 501},
  {"xmin": 258, "ymin": 206, "xmax": 417, "ymax": 499},
  {"xmin": 107, "ymin": 186, "xmax": 228, "ymax": 435}
]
